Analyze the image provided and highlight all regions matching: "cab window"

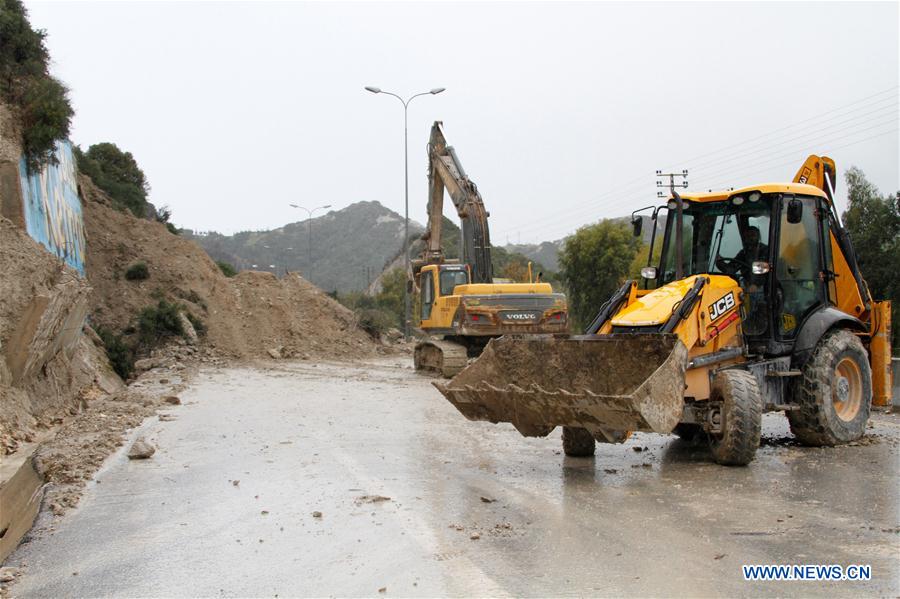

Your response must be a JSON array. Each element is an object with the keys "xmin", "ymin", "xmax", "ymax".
[
  {"xmin": 659, "ymin": 201, "xmax": 771, "ymax": 288},
  {"xmin": 439, "ymin": 269, "xmax": 469, "ymax": 296},
  {"xmin": 776, "ymin": 196, "xmax": 825, "ymax": 338},
  {"xmin": 420, "ymin": 272, "xmax": 434, "ymax": 320}
]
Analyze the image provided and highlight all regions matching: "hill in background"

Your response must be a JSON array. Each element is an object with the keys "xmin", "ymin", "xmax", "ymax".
[
  {"xmin": 186, "ymin": 202, "xmax": 549, "ymax": 294},
  {"xmin": 183, "ymin": 201, "xmax": 424, "ymax": 293},
  {"xmin": 505, "ymin": 212, "xmax": 667, "ymax": 273},
  {"xmin": 504, "ymin": 240, "xmax": 565, "ymax": 272}
]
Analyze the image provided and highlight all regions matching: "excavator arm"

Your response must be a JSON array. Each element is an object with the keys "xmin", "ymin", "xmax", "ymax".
[{"xmin": 418, "ymin": 122, "xmax": 494, "ymax": 283}]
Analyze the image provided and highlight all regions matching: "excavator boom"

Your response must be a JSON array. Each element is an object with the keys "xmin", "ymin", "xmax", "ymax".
[{"xmin": 419, "ymin": 122, "xmax": 493, "ymax": 283}]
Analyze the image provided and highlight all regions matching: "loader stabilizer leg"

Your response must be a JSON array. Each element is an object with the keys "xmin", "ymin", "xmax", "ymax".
[
  {"xmin": 871, "ymin": 301, "xmax": 893, "ymax": 407},
  {"xmin": 434, "ymin": 334, "xmax": 689, "ymax": 435}
]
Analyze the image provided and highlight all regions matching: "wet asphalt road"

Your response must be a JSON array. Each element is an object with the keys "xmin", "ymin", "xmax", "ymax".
[{"xmin": 8, "ymin": 357, "xmax": 900, "ymax": 597}]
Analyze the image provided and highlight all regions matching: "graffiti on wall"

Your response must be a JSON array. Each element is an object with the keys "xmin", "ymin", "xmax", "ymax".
[{"xmin": 18, "ymin": 141, "xmax": 86, "ymax": 275}]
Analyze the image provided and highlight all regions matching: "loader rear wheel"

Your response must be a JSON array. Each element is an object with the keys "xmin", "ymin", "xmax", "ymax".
[
  {"xmin": 562, "ymin": 427, "xmax": 595, "ymax": 457},
  {"xmin": 707, "ymin": 370, "xmax": 762, "ymax": 466},
  {"xmin": 787, "ymin": 329, "xmax": 871, "ymax": 446}
]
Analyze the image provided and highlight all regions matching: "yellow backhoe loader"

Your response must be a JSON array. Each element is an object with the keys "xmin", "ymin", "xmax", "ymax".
[
  {"xmin": 436, "ymin": 155, "xmax": 893, "ymax": 465},
  {"xmin": 412, "ymin": 122, "xmax": 568, "ymax": 377}
]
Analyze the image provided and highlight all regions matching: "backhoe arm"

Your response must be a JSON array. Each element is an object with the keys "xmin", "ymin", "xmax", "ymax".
[
  {"xmin": 793, "ymin": 155, "xmax": 873, "ymax": 314},
  {"xmin": 794, "ymin": 155, "xmax": 892, "ymax": 405}
]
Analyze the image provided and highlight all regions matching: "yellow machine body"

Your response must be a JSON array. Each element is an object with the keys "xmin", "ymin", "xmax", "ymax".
[
  {"xmin": 418, "ymin": 263, "xmax": 568, "ymax": 337},
  {"xmin": 436, "ymin": 155, "xmax": 892, "ymax": 457}
]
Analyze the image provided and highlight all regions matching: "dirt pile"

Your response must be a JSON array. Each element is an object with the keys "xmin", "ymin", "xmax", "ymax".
[
  {"xmin": 79, "ymin": 175, "xmax": 379, "ymax": 360},
  {"xmin": 0, "ymin": 218, "xmax": 123, "ymax": 454},
  {"xmin": 1, "ymin": 173, "xmax": 383, "ymax": 452}
]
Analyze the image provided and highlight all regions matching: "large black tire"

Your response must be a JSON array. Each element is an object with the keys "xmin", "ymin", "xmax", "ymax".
[
  {"xmin": 708, "ymin": 370, "xmax": 762, "ymax": 466},
  {"xmin": 787, "ymin": 329, "xmax": 872, "ymax": 446},
  {"xmin": 562, "ymin": 427, "xmax": 595, "ymax": 457}
]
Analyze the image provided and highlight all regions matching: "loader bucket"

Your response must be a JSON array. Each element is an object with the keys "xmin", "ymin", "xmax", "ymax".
[{"xmin": 434, "ymin": 334, "xmax": 688, "ymax": 436}]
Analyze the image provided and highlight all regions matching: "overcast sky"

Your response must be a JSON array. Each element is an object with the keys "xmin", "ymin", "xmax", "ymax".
[{"xmin": 27, "ymin": 1, "xmax": 899, "ymax": 243}]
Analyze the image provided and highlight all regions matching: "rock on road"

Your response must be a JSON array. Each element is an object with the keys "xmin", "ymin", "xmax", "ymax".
[{"xmin": 7, "ymin": 358, "xmax": 900, "ymax": 597}]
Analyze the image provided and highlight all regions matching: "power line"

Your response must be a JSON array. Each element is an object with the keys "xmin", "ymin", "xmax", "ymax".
[
  {"xmin": 700, "ymin": 127, "xmax": 899, "ymax": 192},
  {"xmin": 691, "ymin": 117, "xmax": 899, "ymax": 186},
  {"xmin": 659, "ymin": 86, "xmax": 898, "ymax": 169},
  {"xmin": 503, "ymin": 125, "xmax": 898, "ymax": 243},
  {"xmin": 495, "ymin": 90, "xmax": 899, "ymax": 241},
  {"xmin": 686, "ymin": 99, "xmax": 897, "ymax": 173}
]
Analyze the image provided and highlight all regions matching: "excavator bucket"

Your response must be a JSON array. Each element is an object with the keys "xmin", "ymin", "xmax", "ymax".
[{"xmin": 434, "ymin": 334, "xmax": 689, "ymax": 437}]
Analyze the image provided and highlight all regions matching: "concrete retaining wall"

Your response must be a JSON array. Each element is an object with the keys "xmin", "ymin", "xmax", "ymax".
[{"xmin": 17, "ymin": 142, "xmax": 86, "ymax": 275}]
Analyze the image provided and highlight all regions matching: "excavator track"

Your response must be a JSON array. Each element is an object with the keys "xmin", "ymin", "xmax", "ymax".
[{"xmin": 414, "ymin": 338, "xmax": 469, "ymax": 379}]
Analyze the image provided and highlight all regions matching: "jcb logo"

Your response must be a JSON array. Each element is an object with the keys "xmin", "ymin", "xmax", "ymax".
[{"xmin": 709, "ymin": 292, "xmax": 736, "ymax": 321}]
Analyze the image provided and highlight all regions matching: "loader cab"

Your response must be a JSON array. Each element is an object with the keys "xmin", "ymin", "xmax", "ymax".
[{"xmin": 650, "ymin": 185, "xmax": 833, "ymax": 355}]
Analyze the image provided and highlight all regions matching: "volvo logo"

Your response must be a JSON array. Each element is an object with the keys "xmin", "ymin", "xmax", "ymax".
[{"xmin": 504, "ymin": 312, "xmax": 538, "ymax": 321}]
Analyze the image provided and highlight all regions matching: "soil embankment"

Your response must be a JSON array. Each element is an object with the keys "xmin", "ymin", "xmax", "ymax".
[
  {"xmin": 0, "ymin": 218, "xmax": 121, "ymax": 454},
  {"xmin": 79, "ymin": 175, "xmax": 377, "ymax": 361}
]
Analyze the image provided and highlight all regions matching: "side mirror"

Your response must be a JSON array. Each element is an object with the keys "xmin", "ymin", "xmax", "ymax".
[
  {"xmin": 751, "ymin": 261, "xmax": 770, "ymax": 275},
  {"xmin": 787, "ymin": 198, "xmax": 803, "ymax": 224},
  {"xmin": 641, "ymin": 266, "xmax": 657, "ymax": 280},
  {"xmin": 632, "ymin": 216, "xmax": 643, "ymax": 237},
  {"xmin": 407, "ymin": 279, "xmax": 415, "ymax": 294}
]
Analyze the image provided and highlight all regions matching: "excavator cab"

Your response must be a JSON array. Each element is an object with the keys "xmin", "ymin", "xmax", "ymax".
[
  {"xmin": 419, "ymin": 264, "xmax": 470, "ymax": 324},
  {"xmin": 436, "ymin": 155, "xmax": 892, "ymax": 466}
]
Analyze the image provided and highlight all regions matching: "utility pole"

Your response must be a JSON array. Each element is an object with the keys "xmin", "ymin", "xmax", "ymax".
[
  {"xmin": 656, "ymin": 169, "xmax": 689, "ymax": 279},
  {"xmin": 365, "ymin": 86, "xmax": 446, "ymax": 341},
  {"xmin": 289, "ymin": 204, "xmax": 331, "ymax": 281}
]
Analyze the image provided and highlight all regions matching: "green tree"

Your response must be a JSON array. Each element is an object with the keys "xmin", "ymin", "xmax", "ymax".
[
  {"xmin": 843, "ymin": 167, "xmax": 900, "ymax": 352},
  {"xmin": 439, "ymin": 216, "xmax": 460, "ymax": 259},
  {"xmin": 490, "ymin": 245, "xmax": 556, "ymax": 284},
  {"xmin": 376, "ymin": 267, "xmax": 408, "ymax": 329},
  {"xmin": 0, "ymin": 0, "xmax": 73, "ymax": 170},
  {"xmin": 559, "ymin": 220, "xmax": 641, "ymax": 331},
  {"xmin": 216, "ymin": 260, "xmax": 238, "ymax": 277},
  {"xmin": 74, "ymin": 142, "xmax": 150, "ymax": 217},
  {"xmin": 629, "ymin": 241, "xmax": 663, "ymax": 279}
]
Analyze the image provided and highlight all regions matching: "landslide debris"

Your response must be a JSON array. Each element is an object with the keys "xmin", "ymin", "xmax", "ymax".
[
  {"xmin": 0, "ymin": 217, "xmax": 122, "ymax": 455},
  {"xmin": 79, "ymin": 175, "xmax": 380, "ymax": 362},
  {"xmin": 127, "ymin": 436, "xmax": 156, "ymax": 459}
]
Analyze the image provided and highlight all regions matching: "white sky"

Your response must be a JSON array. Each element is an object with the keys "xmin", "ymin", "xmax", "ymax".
[{"xmin": 27, "ymin": 1, "xmax": 900, "ymax": 243}]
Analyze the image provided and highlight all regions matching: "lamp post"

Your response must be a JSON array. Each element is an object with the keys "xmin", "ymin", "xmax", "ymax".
[
  {"xmin": 289, "ymin": 204, "xmax": 332, "ymax": 280},
  {"xmin": 365, "ymin": 85, "xmax": 446, "ymax": 340}
]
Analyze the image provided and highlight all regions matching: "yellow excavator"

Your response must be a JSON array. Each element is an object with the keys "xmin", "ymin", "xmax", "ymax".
[
  {"xmin": 436, "ymin": 155, "xmax": 893, "ymax": 465},
  {"xmin": 412, "ymin": 122, "xmax": 568, "ymax": 377}
]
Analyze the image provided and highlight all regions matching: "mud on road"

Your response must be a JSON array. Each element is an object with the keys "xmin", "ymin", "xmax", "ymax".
[{"xmin": 5, "ymin": 358, "xmax": 899, "ymax": 597}]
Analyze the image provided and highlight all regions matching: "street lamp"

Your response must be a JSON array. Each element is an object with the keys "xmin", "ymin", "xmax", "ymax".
[
  {"xmin": 365, "ymin": 85, "xmax": 446, "ymax": 340},
  {"xmin": 289, "ymin": 203, "xmax": 332, "ymax": 280}
]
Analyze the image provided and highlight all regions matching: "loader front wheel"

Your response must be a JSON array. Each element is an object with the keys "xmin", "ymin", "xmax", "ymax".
[
  {"xmin": 787, "ymin": 329, "xmax": 871, "ymax": 446},
  {"xmin": 707, "ymin": 370, "xmax": 762, "ymax": 466},
  {"xmin": 562, "ymin": 427, "xmax": 595, "ymax": 457}
]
